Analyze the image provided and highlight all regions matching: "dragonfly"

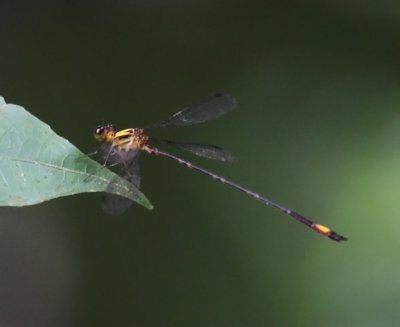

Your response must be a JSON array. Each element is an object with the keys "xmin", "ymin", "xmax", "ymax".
[{"xmin": 93, "ymin": 93, "xmax": 347, "ymax": 242}]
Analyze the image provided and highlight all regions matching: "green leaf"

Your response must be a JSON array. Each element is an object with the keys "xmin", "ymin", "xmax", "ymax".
[{"xmin": 0, "ymin": 96, "xmax": 153, "ymax": 210}]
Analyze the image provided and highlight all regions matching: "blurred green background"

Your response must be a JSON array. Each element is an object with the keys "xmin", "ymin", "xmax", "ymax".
[{"xmin": 1, "ymin": 0, "xmax": 399, "ymax": 326}]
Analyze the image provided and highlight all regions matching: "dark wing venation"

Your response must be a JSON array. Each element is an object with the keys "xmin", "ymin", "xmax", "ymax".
[
  {"xmin": 159, "ymin": 140, "xmax": 234, "ymax": 162},
  {"xmin": 145, "ymin": 92, "xmax": 236, "ymax": 130},
  {"xmin": 101, "ymin": 192, "xmax": 133, "ymax": 216},
  {"xmin": 121, "ymin": 154, "xmax": 141, "ymax": 189},
  {"xmin": 101, "ymin": 151, "xmax": 141, "ymax": 215},
  {"xmin": 97, "ymin": 143, "xmax": 140, "ymax": 167}
]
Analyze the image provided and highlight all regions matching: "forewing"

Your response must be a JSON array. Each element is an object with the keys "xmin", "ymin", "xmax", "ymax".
[
  {"xmin": 162, "ymin": 140, "xmax": 234, "ymax": 162},
  {"xmin": 101, "ymin": 152, "xmax": 141, "ymax": 215},
  {"xmin": 145, "ymin": 93, "xmax": 236, "ymax": 130}
]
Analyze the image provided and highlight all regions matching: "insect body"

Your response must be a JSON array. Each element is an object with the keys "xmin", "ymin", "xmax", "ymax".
[{"xmin": 94, "ymin": 93, "xmax": 347, "ymax": 242}]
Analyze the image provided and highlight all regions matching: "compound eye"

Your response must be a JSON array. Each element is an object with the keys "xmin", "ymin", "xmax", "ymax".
[{"xmin": 94, "ymin": 126, "xmax": 104, "ymax": 135}]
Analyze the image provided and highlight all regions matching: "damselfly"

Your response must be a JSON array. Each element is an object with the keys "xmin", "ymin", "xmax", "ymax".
[{"xmin": 94, "ymin": 93, "xmax": 347, "ymax": 242}]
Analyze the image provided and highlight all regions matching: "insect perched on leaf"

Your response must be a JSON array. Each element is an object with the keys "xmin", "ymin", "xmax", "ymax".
[{"xmin": 94, "ymin": 93, "xmax": 347, "ymax": 242}]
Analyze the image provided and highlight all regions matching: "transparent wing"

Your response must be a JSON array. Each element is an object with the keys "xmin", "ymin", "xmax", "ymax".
[
  {"xmin": 156, "ymin": 139, "xmax": 234, "ymax": 162},
  {"xmin": 101, "ymin": 152, "xmax": 141, "ymax": 215},
  {"xmin": 120, "ymin": 154, "xmax": 141, "ymax": 189},
  {"xmin": 101, "ymin": 191, "xmax": 134, "ymax": 216},
  {"xmin": 145, "ymin": 92, "xmax": 237, "ymax": 130}
]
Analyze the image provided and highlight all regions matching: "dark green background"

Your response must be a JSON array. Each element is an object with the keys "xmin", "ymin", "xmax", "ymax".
[{"xmin": 1, "ymin": 1, "xmax": 398, "ymax": 326}]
